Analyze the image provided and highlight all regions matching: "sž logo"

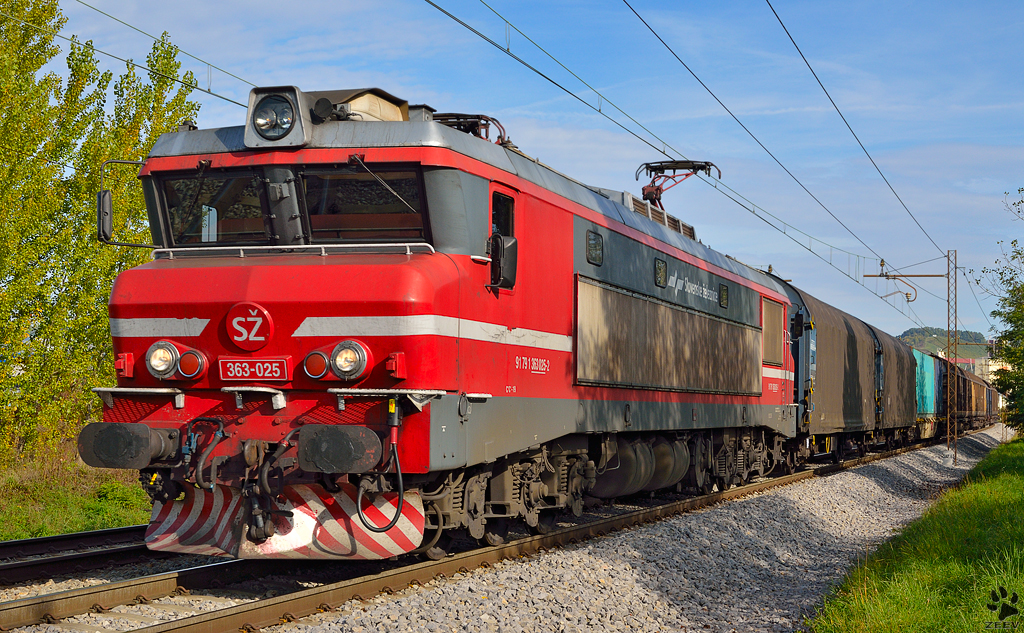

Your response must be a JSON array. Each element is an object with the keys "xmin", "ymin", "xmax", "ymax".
[{"xmin": 225, "ymin": 302, "xmax": 275, "ymax": 351}]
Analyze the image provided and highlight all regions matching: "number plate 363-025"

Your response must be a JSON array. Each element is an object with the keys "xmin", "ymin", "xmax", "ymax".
[{"xmin": 219, "ymin": 358, "xmax": 290, "ymax": 381}]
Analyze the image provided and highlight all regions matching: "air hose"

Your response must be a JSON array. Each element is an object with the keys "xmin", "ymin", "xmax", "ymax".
[
  {"xmin": 258, "ymin": 428, "xmax": 300, "ymax": 497},
  {"xmin": 189, "ymin": 418, "xmax": 226, "ymax": 490},
  {"xmin": 356, "ymin": 442, "xmax": 405, "ymax": 533}
]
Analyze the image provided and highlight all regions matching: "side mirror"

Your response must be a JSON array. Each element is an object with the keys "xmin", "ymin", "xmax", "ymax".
[
  {"xmin": 95, "ymin": 158, "xmax": 156, "ymax": 249},
  {"xmin": 97, "ymin": 190, "xmax": 113, "ymax": 243},
  {"xmin": 487, "ymin": 233, "xmax": 518, "ymax": 289}
]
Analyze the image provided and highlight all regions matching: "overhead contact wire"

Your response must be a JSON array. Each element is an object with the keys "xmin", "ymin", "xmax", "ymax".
[
  {"xmin": 72, "ymin": 0, "xmax": 256, "ymax": 88},
  {"xmin": 430, "ymin": 0, "xmax": 868, "ymax": 265},
  {"xmin": 714, "ymin": 184, "xmax": 926, "ymax": 327},
  {"xmin": 764, "ymin": 0, "xmax": 946, "ymax": 257},
  {"xmin": 621, "ymin": 0, "xmax": 883, "ymax": 262},
  {"xmin": 961, "ymin": 269, "xmax": 994, "ymax": 329},
  {"xmin": 423, "ymin": 0, "xmax": 670, "ymax": 161},
  {"xmin": 426, "ymin": 0, "xmax": 926, "ymax": 327},
  {"xmin": 0, "ymin": 10, "xmax": 246, "ymax": 107}
]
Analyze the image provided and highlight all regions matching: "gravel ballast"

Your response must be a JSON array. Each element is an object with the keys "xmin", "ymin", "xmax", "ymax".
[{"xmin": 277, "ymin": 425, "xmax": 1011, "ymax": 633}]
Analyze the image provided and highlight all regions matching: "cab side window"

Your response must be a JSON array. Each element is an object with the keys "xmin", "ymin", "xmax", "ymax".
[{"xmin": 492, "ymin": 192, "xmax": 514, "ymax": 237}]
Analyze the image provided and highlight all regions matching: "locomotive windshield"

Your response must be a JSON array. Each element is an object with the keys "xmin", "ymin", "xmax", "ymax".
[
  {"xmin": 300, "ymin": 169, "xmax": 427, "ymax": 243},
  {"xmin": 163, "ymin": 172, "xmax": 268, "ymax": 246},
  {"xmin": 157, "ymin": 166, "xmax": 428, "ymax": 247}
]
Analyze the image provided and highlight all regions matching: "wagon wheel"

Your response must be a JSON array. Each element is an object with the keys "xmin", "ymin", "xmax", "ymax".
[
  {"xmin": 783, "ymin": 451, "xmax": 796, "ymax": 475},
  {"xmin": 832, "ymin": 437, "xmax": 844, "ymax": 465}
]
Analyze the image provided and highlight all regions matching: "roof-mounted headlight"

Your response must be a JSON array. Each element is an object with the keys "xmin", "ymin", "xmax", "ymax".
[
  {"xmin": 243, "ymin": 86, "xmax": 313, "ymax": 149},
  {"xmin": 252, "ymin": 95, "xmax": 295, "ymax": 140}
]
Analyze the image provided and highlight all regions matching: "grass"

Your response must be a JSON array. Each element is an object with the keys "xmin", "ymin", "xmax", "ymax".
[
  {"xmin": 0, "ymin": 441, "xmax": 151, "ymax": 541},
  {"xmin": 808, "ymin": 437, "xmax": 1024, "ymax": 632}
]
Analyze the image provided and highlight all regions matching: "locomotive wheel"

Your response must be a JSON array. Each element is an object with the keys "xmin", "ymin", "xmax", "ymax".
[
  {"xmin": 715, "ymin": 476, "xmax": 731, "ymax": 492},
  {"xmin": 529, "ymin": 510, "xmax": 558, "ymax": 535},
  {"xmin": 832, "ymin": 439, "xmax": 844, "ymax": 465},
  {"xmin": 423, "ymin": 530, "xmax": 453, "ymax": 561},
  {"xmin": 483, "ymin": 517, "xmax": 511, "ymax": 546}
]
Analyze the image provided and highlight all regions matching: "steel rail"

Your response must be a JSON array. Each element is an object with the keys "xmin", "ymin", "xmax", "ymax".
[
  {"xmin": 0, "ymin": 526, "xmax": 153, "ymax": 586},
  {"xmin": 0, "ymin": 526, "xmax": 145, "ymax": 560},
  {"xmin": 0, "ymin": 560, "xmax": 272, "ymax": 631},
  {"xmin": 0, "ymin": 543, "xmax": 164, "ymax": 587},
  {"xmin": 127, "ymin": 434, "xmax": 975, "ymax": 633},
  {"xmin": 0, "ymin": 426, "xmax": 990, "ymax": 632}
]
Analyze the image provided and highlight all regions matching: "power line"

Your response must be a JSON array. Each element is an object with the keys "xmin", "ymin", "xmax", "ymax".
[
  {"xmin": 961, "ymin": 269, "xmax": 994, "ymax": 330},
  {"xmin": 473, "ymin": 0, "xmax": 872, "ymax": 275},
  {"xmin": 764, "ymin": 0, "xmax": 945, "ymax": 257},
  {"xmin": 622, "ymin": 1, "xmax": 971, "ymax": 330},
  {"xmin": 621, "ymin": 0, "xmax": 883, "ymax": 262},
  {"xmin": 0, "ymin": 9, "xmax": 246, "ymax": 108},
  {"xmin": 426, "ymin": 0, "xmax": 925, "ymax": 326},
  {"xmin": 472, "ymin": 0, "xmax": 884, "ymax": 273},
  {"xmin": 888, "ymin": 255, "xmax": 947, "ymax": 273},
  {"xmin": 715, "ymin": 180, "xmax": 926, "ymax": 327},
  {"xmin": 72, "ymin": 0, "xmax": 256, "ymax": 88},
  {"xmin": 424, "ymin": 1, "xmax": 667, "ymax": 158}
]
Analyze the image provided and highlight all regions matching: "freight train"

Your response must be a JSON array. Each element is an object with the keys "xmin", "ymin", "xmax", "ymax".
[{"xmin": 78, "ymin": 86, "xmax": 999, "ymax": 561}]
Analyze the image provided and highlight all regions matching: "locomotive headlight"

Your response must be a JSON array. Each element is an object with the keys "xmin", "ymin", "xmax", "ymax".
[
  {"xmin": 331, "ymin": 340, "xmax": 369, "ymax": 381},
  {"xmin": 252, "ymin": 95, "xmax": 295, "ymax": 140},
  {"xmin": 146, "ymin": 341, "xmax": 180, "ymax": 379}
]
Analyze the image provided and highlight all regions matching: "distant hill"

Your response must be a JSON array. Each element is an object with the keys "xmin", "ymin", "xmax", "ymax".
[{"xmin": 898, "ymin": 327, "xmax": 989, "ymax": 358}]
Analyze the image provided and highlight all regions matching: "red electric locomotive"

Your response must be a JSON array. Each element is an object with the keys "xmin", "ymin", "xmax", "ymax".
[{"xmin": 78, "ymin": 86, "xmax": 911, "ymax": 561}]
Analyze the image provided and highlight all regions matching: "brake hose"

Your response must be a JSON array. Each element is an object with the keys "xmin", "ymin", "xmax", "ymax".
[
  {"xmin": 356, "ymin": 443, "xmax": 405, "ymax": 533},
  {"xmin": 191, "ymin": 418, "xmax": 225, "ymax": 490},
  {"xmin": 259, "ymin": 428, "xmax": 300, "ymax": 497}
]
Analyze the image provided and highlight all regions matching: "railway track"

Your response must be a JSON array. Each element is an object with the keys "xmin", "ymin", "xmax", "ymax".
[
  {"xmin": 0, "ymin": 526, "xmax": 157, "ymax": 586},
  {"xmin": 0, "ymin": 431, "xmax": 980, "ymax": 633}
]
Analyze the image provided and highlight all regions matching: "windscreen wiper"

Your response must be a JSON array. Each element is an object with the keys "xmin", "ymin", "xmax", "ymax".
[
  {"xmin": 175, "ymin": 159, "xmax": 212, "ymax": 242},
  {"xmin": 348, "ymin": 154, "xmax": 417, "ymax": 213}
]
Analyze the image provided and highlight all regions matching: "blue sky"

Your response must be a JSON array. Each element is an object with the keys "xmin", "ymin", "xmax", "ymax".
[{"xmin": 56, "ymin": 0, "xmax": 1024, "ymax": 337}]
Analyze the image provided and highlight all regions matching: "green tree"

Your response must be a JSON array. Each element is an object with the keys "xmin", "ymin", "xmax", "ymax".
[
  {"xmin": 980, "ymin": 187, "xmax": 1024, "ymax": 429},
  {"xmin": 0, "ymin": 0, "xmax": 199, "ymax": 462}
]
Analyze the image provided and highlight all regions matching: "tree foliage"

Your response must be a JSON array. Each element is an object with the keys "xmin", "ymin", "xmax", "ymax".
[
  {"xmin": 897, "ymin": 327, "xmax": 988, "ymax": 357},
  {"xmin": 979, "ymin": 187, "xmax": 1024, "ymax": 429},
  {"xmin": 0, "ymin": 0, "xmax": 199, "ymax": 462}
]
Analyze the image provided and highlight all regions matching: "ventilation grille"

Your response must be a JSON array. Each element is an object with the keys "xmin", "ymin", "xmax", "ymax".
[
  {"xmin": 632, "ymin": 197, "xmax": 650, "ymax": 218},
  {"xmin": 628, "ymin": 194, "xmax": 696, "ymax": 241}
]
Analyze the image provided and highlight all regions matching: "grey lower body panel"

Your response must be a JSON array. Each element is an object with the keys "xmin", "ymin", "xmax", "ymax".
[{"xmin": 428, "ymin": 393, "xmax": 798, "ymax": 471}]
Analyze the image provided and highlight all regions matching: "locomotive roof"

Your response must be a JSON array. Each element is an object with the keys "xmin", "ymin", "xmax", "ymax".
[{"xmin": 149, "ymin": 121, "xmax": 788, "ymax": 296}]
